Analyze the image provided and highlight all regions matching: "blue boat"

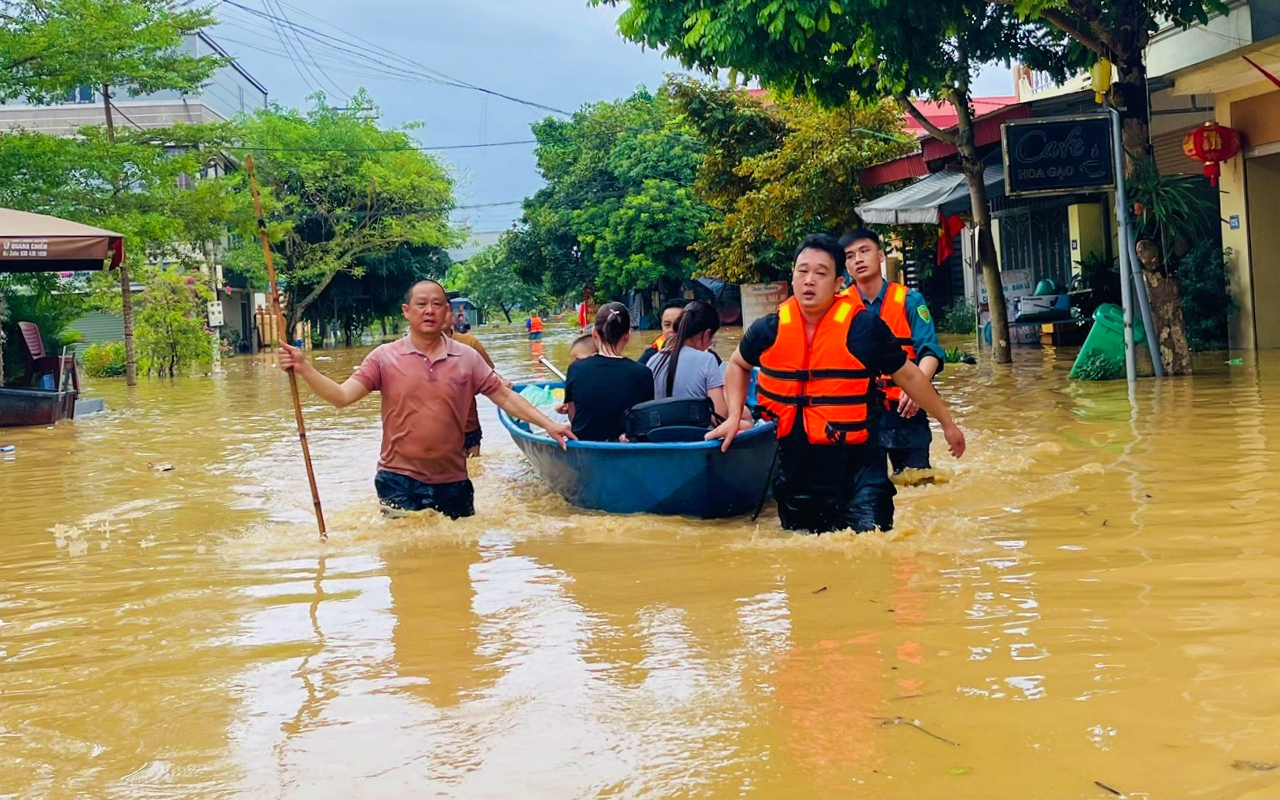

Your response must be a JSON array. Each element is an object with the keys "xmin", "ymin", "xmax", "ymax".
[{"xmin": 499, "ymin": 383, "xmax": 778, "ymax": 519}]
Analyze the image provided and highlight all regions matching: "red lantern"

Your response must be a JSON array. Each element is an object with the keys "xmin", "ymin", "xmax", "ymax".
[{"xmin": 1182, "ymin": 122, "xmax": 1241, "ymax": 187}]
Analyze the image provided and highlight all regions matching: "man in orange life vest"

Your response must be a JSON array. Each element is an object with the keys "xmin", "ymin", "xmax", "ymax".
[
  {"xmin": 638, "ymin": 298, "xmax": 689, "ymax": 367},
  {"xmin": 708, "ymin": 234, "xmax": 965, "ymax": 533},
  {"xmin": 842, "ymin": 228, "xmax": 944, "ymax": 474},
  {"xmin": 526, "ymin": 312, "xmax": 544, "ymax": 340}
]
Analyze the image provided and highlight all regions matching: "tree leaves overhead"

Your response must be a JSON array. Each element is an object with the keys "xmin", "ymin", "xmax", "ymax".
[
  {"xmin": 0, "ymin": 0, "xmax": 225, "ymax": 104},
  {"xmin": 505, "ymin": 88, "xmax": 710, "ymax": 301},
  {"xmin": 224, "ymin": 91, "xmax": 462, "ymax": 326},
  {"xmin": 600, "ymin": 0, "xmax": 1075, "ymax": 112},
  {"xmin": 671, "ymin": 79, "xmax": 912, "ymax": 283}
]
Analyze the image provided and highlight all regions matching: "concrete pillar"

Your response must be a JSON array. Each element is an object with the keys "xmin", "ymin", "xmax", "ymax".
[{"xmin": 1218, "ymin": 91, "xmax": 1256, "ymax": 350}]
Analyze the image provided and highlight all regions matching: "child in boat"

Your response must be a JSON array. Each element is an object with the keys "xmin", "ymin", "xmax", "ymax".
[
  {"xmin": 568, "ymin": 333, "xmax": 597, "ymax": 364},
  {"xmin": 555, "ymin": 334, "xmax": 598, "ymax": 415},
  {"xmin": 564, "ymin": 303, "xmax": 654, "ymax": 441}
]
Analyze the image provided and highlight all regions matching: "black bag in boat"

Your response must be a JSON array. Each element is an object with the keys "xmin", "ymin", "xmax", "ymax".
[{"xmin": 624, "ymin": 397, "xmax": 715, "ymax": 443}]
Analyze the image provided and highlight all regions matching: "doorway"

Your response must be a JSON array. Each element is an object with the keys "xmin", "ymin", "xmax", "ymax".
[{"xmin": 1247, "ymin": 153, "xmax": 1280, "ymax": 347}]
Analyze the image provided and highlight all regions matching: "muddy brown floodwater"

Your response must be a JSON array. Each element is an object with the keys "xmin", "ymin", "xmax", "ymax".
[{"xmin": 3, "ymin": 323, "xmax": 1280, "ymax": 799}]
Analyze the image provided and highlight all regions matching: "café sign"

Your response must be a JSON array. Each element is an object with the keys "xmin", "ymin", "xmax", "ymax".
[{"xmin": 1001, "ymin": 115, "xmax": 1115, "ymax": 196}]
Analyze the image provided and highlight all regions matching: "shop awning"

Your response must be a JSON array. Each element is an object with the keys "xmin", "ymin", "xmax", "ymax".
[
  {"xmin": 855, "ymin": 160, "xmax": 1005, "ymax": 225},
  {"xmin": 0, "ymin": 208, "xmax": 124, "ymax": 273}
]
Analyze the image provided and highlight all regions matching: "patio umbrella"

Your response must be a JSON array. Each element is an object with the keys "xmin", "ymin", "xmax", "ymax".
[{"xmin": 0, "ymin": 208, "xmax": 124, "ymax": 273}]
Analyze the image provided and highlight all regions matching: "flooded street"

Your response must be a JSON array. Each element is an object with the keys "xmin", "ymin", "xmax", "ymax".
[{"xmin": 4, "ymin": 324, "xmax": 1280, "ymax": 799}]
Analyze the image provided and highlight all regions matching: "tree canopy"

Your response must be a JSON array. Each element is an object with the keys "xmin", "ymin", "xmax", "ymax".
[
  {"xmin": 225, "ymin": 91, "xmax": 461, "ymax": 327},
  {"xmin": 0, "ymin": 0, "xmax": 226, "ymax": 140},
  {"xmin": 302, "ymin": 243, "xmax": 452, "ymax": 345},
  {"xmin": 670, "ymin": 79, "xmax": 912, "ymax": 283},
  {"xmin": 504, "ymin": 88, "xmax": 711, "ymax": 301},
  {"xmin": 595, "ymin": 0, "xmax": 1075, "ymax": 361},
  {"xmin": 448, "ymin": 242, "xmax": 547, "ymax": 324}
]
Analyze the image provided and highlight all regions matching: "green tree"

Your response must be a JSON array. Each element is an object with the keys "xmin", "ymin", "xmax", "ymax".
[
  {"xmin": 304, "ymin": 243, "xmax": 452, "ymax": 346},
  {"xmin": 596, "ymin": 0, "xmax": 1073, "ymax": 363},
  {"xmin": 449, "ymin": 243, "xmax": 547, "ymax": 324},
  {"xmin": 0, "ymin": 126, "xmax": 245, "ymax": 381},
  {"xmin": 1006, "ymin": 0, "xmax": 1229, "ymax": 374},
  {"xmin": 134, "ymin": 268, "xmax": 215, "ymax": 376},
  {"xmin": 0, "ymin": 0, "xmax": 225, "ymax": 140},
  {"xmin": 0, "ymin": 0, "xmax": 228, "ymax": 385},
  {"xmin": 670, "ymin": 79, "xmax": 913, "ymax": 283},
  {"xmin": 225, "ymin": 93, "xmax": 461, "ymax": 331},
  {"xmin": 507, "ymin": 88, "xmax": 712, "ymax": 301},
  {"xmin": 1007, "ymin": 0, "xmax": 1227, "ymax": 158}
]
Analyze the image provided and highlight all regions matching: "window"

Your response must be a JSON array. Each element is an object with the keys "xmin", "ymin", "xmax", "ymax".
[{"xmin": 64, "ymin": 85, "xmax": 95, "ymax": 104}]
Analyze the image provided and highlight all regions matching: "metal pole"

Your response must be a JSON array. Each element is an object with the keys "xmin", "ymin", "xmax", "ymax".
[
  {"xmin": 538, "ymin": 356, "xmax": 566, "ymax": 381},
  {"xmin": 1118, "ymin": 200, "xmax": 1165, "ymax": 377},
  {"xmin": 1108, "ymin": 105, "xmax": 1138, "ymax": 385}
]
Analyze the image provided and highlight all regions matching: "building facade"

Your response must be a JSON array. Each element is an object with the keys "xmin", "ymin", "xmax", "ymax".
[
  {"xmin": 0, "ymin": 32, "xmax": 268, "ymax": 134},
  {"xmin": 1152, "ymin": 0, "xmax": 1280, "ymax": 348}
]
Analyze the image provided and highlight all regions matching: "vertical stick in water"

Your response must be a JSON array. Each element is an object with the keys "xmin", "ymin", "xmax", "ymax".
[
  {"xmin": 245, "ymin": 155, "xmax": 327, "ymax": 541},
  {"xmin": 1108, "ymin": 105, "xmax": 1138, "ymax": 386}
]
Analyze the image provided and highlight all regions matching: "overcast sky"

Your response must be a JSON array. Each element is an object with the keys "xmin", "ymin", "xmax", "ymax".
[{"xmin": 215, "ymin": 0, "xmax": 1014, "ymax": 238}]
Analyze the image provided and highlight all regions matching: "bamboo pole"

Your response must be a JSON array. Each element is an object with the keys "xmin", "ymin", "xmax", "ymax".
[{"xmin": 245, "ymin": 155, "xmax": 327, "ymax": 541}]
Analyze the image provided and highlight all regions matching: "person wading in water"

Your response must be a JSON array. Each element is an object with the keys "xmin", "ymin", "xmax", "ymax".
[
  {"xmin": 277, "ymin": 280, "xmax": 573, "ymax": 518},
  {"xmin": 842, "ymin": 229, "xmax": 944, "ymax": 476},
  {"xmin": 707, "ymin": 234, "xmax": 965, "ymax": 533},
  {"xmin": 445, "ymin": 325, "xmax": 506, "ymax": 459}
]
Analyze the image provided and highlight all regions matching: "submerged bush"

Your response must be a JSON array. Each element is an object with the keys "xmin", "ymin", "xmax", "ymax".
[
  {"xmin": 81, "ymin": 341, "xmax": 127, "ymax": 378},
  {"xmin": 936, "ymin": 300, "xmax": 976, "ymax": 335},
  {"xmin": 1177, "ymin": 244, "xmax": 1234, "ymax": 352}
]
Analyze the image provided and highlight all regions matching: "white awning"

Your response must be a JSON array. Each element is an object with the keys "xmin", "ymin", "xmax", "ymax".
[{"xmin": 856, "ymin": 161, "xmax": 1005, "ymax": 225}]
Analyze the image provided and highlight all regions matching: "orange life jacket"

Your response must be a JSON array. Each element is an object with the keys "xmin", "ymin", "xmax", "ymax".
[
  {"xmin": 650, "ymin": 335, "xmax": 665, "ymax": 351},
  {"xmin": 756, "ymin": 296, "xmax": 874, "ymax": 446},
  {"xmin": 877, "ymin": 282, "xmax": 917, "ymax": 406},
  {"xmin": 529, "ymin": 316, "xmax": 544, "ymax": 333}
]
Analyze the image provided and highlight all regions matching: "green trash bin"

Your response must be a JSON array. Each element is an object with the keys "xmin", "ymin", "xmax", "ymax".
[{"xmin": 1070, "ymin": 303, "xmax": 1146, "ymax": 380}]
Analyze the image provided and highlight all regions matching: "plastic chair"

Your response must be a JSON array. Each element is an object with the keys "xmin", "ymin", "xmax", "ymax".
[{"xmin": 18, "ymin": 322, "xmax": 78, "ymax": 391}]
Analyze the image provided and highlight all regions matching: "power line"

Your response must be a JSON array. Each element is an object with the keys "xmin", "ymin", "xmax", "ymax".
[
  {"xmin": 267, "ymin": 0, "xmax": 349, "ymax": 101},
  {"xmin": 235, "ymin": 139, "xmax": 538, "ymax": 152},
  {"xmin": 216, "ymin": 0, "xmax": 571, "ymax": 116},
  {"xmin": 255, "ymin": 0, "xmax": 320, "ymax": 98},
  {"xmin": 217, "ymin": 4, "xmax": 483, "ymax": 88},
  {"xmin": 212, "ymin": 30, "xmax": 422, "ymax": 84}
]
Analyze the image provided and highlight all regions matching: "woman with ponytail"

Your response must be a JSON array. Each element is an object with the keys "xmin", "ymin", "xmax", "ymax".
[
  {"xmin": 563, "ymin": 302, "xmax": 655, "ymax": 441},
  {"xmin": 647, "ymin": 301, "xmax": 744, "ymax": 424}
]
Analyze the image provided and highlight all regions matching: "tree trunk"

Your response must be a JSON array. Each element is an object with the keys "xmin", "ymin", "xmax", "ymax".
[
  {"xmin": 1113, "ymin": 67, "xmax": 1152, "ymax": 162},
  {"xmin": 951, "ymin": 94, "xmax": 1011, "ymax": 364},
  {"xmin": 1114, "ymin": 64, "xmax": 1192, "ymax": 375},
  {"xmin": 1135, "ymin": 238, "xmax": 1193, "ymax": 374},
  {"xmin": 1142, "ymin": 268, "xmax": 1192, "ymax": 374},
  {"xmin": 105, "ymin": 82, "xmax": 135, "ymax": 383},
  {"xmin": 120, "ymin": 261, "xmax": 137, "ymax": 386},
  {"xmin": 102, "ymin": 83, "xmax": 115, "ymax": 143},
  {"xmin": 501, "ymin": 305, "xmax": 513, "ymax": 324},
  {"xmin": 965, "ymin": 166, "xmax": 1010, "ymax": 363}
]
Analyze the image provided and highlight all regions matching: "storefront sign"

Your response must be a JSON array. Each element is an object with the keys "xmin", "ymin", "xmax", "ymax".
[
  {"xmin": 1002, "ymin": 116, "xmax": 1115, "ymax": 196},
  {"xmin": 740, "ymin": 282, "xmax": 789, "ymax": 330}
]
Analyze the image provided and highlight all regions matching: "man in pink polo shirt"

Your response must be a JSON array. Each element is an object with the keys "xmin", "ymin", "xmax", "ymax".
[{"xmin": 278, "ymin": 280, "xmax": 573, "ymax": 518}]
